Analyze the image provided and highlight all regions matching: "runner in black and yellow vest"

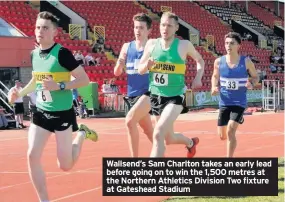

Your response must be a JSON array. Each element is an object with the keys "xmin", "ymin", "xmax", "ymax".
[
  {"xmin": 138, "ymin": 12, "xmax": 205, "ymax": 158},
  {"xmin": 8, "ymin": 12, "xmax": 98, "ymax": 202}
]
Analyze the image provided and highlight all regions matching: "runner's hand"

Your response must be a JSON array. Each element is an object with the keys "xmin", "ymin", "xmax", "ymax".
[
  {"xmin": 8, "ymin": 88, "xmax": 19, "ymax": 104},
  {"xmin": 146, "ymin": 57, "xmax": 156, "ymax": 69},
  {"xmin": 245, "ymin": 81, "xmax": 253, "ymax": 89},
  {"xmin": 211, "ymin": 86, "xmax": 219, "ymax": 96},
  {"xmin": 191, "ymin": 77, "xmax": 202, "ymax": 89},
  {"xmin": 42, "ymin": 76, "xmax": 59, "ymax": 91}
]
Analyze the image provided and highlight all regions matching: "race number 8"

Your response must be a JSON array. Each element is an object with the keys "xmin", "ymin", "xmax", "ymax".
[
  {"xmin": 226, "ymin": 81, "xmax": 238, "ymax": 90},
  {"xmin": 153, "ymin": 73, "xmax": 168, "ymax": 86}
]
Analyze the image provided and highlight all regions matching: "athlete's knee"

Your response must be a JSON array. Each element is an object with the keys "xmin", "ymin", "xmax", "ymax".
[
  {"xmin": 27, "ymin": 149, "xmax": 41, "ymax": 163},
  {"xmin": 59, "ymin": 165, "xmax": 72, "ymax": 172},
  {"xmin": 217, "ymin": 131, "xmax": 222, "ymax": 137},
  {"xmin": 57, "ymin": 160, "xmax": 73, "ymax": 172},
  {"xmin": 125, "ymin": 118, "xmax": 136, "ymax": 128},
  {"xmin": 218, "ymin": 130, "xmax": 226, "ymax": 138},
  {"xmin": 125, "ymin": 113, "xmax": 137, "ymax": 128},
  {"xmin": 153, "ymin": 125, "xmax": 167, "ymax": 142},
  {"xmin": 227, "ymin": 127, "xmax": 237, "ymax": 142},
  {"xmin": 152, "ymin": 129, "xmax": 166, "ymax": 152},
  {"xmin": 165, "ymin": 134, "xmax": 174, "ymax": 145}
]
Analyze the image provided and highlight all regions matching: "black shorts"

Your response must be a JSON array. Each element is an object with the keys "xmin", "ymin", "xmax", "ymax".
[
  {"xmin": 150, "ymin": 94, "xmax": 188, "ymax": 116},
  {"xmin": 31, "ymin": 107, "xmax": 79, "ymax": 132},
  {"xmin": 73, "ymin": 99, "xmax": 79, "ymax": 108},
  {"xmin": 218, "ymin": 106, "xmax": 245, "ymax": 126},
  {"xmin": 14, "ymin": 102, "xmax": 24, "ymax": 114},
  {"xmin": 123, "ymin": 92, "xmax": 151, "ymax": 114},
  {"xmin": 29, "ymin": 104, "xmax": 37, "ymax": 113}
]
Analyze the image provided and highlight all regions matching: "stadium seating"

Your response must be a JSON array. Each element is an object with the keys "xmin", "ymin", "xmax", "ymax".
[
  {"xmin": 0, "ymin": 1, "xmax": 119, "ymax": 92},
  {"xmin": 62, "ymin": 1, "xmax": 161, "ymax": 55},
  {"xmin": 0, "ymin": 1, "xmax": 88, "ymax": 49},
  {"xmin": 233, "ymin": 1, "xmax": 284, "ymax": 28},
  {"xmin": 255, "ymin": 1, "xmax": 284, "ymax": 20},
  {"xmin": 203, "ymin": 4, "xmax": 275, "ymax": 37},
  {"xmin": 256, "ymin": 1, "xmax": 276, "ymax": 12},
  {"xmin": 0, "ymin": 0, "xmax": 283, "ymax": 92}
]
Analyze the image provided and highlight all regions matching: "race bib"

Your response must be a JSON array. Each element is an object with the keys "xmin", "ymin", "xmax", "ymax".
[
  {"xmin": 37, "ymin": 90, "xmax": 53, "ymax": 102},
  {"xmin": 226, "ymin": 80, "xmax": 239, "ymax": 90},
  {"xmin": 153, "ymin": 73, "xmax": 168, "ymax": 86}
]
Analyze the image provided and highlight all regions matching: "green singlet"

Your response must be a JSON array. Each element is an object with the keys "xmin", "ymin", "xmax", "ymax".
[
  {"xmin": 149, "ymin": 38, "xmax": 186, "ymax": 97},
  {"xmin": 32, "ymin": 44, "xmax": 72, "ymax": 111}
]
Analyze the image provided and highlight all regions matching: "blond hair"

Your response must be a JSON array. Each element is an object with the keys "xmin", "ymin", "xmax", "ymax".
[{"xmin": 161, "ymin": 12, "xmax": 179, "ymax": 24}]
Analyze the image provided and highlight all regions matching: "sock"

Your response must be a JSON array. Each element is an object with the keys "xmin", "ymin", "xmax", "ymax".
[
  {"xmin": 78, "ymin": 130, "xmax": 86, "ymax": 138},
  {"xmin": 187, "ymin": 139, "xmax": 194, "ymax": 148}
]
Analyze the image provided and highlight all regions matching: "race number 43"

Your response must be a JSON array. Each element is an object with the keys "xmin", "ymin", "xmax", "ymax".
[
  {"xmin": 153, "ymin": 73, "xmax": 168, "ymax": 86},
  {"xmin": 37, "ymin": 90, "xmax": 53, "ymax": 102},
  {"xmin": 226, "ymin": 80, "xmax": 238, "ymax": 90}
]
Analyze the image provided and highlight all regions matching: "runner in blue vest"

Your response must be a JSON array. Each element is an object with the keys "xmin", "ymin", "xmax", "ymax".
[
  {"xmin": 114, "ymin": 13, "xmax": 153, "ymax": 157},
  {"xmin": 211, "ymin": 32, "xmax": 259, "ymax": 157}
]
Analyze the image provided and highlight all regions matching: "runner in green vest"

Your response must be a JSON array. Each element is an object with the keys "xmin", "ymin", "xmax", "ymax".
[
  {"xmin": 138, "ymin": 12, "xmax": 205, "ymax": 158},
  {"xmin": 8, "ymin": 12, "xmax": 98, "ymax": 202}
]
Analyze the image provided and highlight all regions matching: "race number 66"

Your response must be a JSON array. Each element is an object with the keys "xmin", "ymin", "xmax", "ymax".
[{"xmin": 153, "ymin": 73, "xmax": 168, "ymax": 86}]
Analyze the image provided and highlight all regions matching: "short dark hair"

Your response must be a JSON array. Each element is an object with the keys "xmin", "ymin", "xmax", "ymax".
[
  {"xmin": 37, "ymin": 11, "xmax": 59, "ymax": 27},
  {"xmin": 224, "ymin": 32, "xmax": 242, "ymax": 44},
  {"xmin": 133, "ymin": 13, "xmax": 152, "ymax": 29}
]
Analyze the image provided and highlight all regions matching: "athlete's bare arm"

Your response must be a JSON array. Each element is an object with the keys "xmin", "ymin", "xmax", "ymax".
[
  {"xmin": 8, "ymin": 76, "xmax": 36, "ymax": 104},
  {"xmin": 114, "ymin": 43, "xmax": 129, "ymax": 76},
  {"xmin": 40, "ymin": 65, "xmax": 90, "ymax": 92},
  {"xmin": 65, "ymin": 66, "xmax": 90, "ymax": 89},
  {"xmin": 185, "ymin": 40, "xmax": 205, "ymax": 80},
  {"xmin": 18, "ymin": 76, "xmax": 37, "ymax": 97},
  {"xmin": 138, "ymin": 39, "xmax": 156, "ymax": 75},
  {"xmin": 246, "ymin": 57, "xmax": 259, "ymax": 86},
  {"xmin": 211, "ymin": 58, "xmax": 220, "ymax": 95}
]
